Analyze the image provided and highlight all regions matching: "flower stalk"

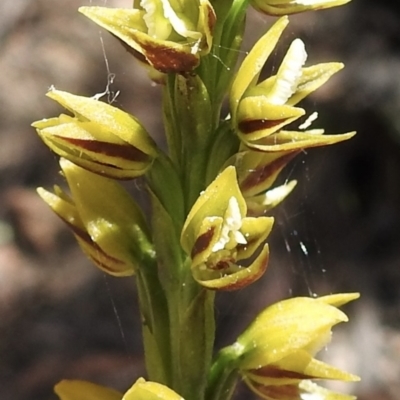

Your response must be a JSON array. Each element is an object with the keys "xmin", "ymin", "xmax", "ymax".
[{"xmin": 33, "ymin": 1, "xmax": 360, "ymax": 399}]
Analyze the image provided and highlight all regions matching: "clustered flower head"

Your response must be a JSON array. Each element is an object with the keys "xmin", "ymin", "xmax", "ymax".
[{"xmin": 32, "ymin": 0, "xmax": 360, "ymax": 399}]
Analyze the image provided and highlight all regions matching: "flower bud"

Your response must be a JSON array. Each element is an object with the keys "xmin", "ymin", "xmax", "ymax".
[
  {"xmin": 181, "ymin": 166, "xmax": 274, "ymax": 290},
  {"xmin": 33, "ymin": 89, "xmax": 157, "ymax": 179},
  {"xmin": 38, "ymin": 159, "xmax": 152, "ymax": 277},
  {"xmin": 79, "ymin": 0, "xmax": 216, "ymax": 74},
  {"xmin": 233, "ymin": 294, "xmax": 360, "ymax": 399}
]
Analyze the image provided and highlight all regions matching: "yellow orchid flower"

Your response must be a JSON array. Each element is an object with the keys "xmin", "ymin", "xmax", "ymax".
[
  {"xmin": 251, "ymin": 0, "xmax": 351, "ymax": 16},
  {"xmin": 181, "ymin": 166, "xmax": 274, "ymax": 290},
  {"xmin": 234, "ymin": 294, "xmax": 360, "ymax": 399},
  {"xmin": 55, "ymin": 377, "xmax": 184, "ymax": 400},
  {"xmin": 230, "ymin": 16, "xmax": 355, "ymax": 152},
  {"xmin": 38, "ymin": 159, "xmax": 152, "ymax": 277},
  {"xmin": 32, "ymin": 89, "xmax": 157, "ymax": 179},
  {"xmin": 79, "ymin": 0, "xmax": 216, "ymax": 74}
]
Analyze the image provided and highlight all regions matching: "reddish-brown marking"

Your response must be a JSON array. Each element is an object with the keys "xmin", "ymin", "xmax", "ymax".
[
  {"xmin": 250, "ymin": 365, "xmax": 314, "ymax": 380},
  {"xmin": 207, "ymin": 4, "xmax": 217, "ymax": 33},
  {"xmin": 116, "ymin": 35, "xmax": 199, "ymax": 73},
  {"xmin": 59, "ymin": 137, "xmax": 149, "ymax": 162},
  {"xmin": 238, "ymin": 118, "xmax": 288, "ymax": 134},
  {"xmin": 240, "ymin": 152, "xmax": 299, "ymax": 192},
  {"xmin": 191, "ymin": 227, "xmax": 215, "ymax": 258},
  {"xmin": 251, "ymin": 382, "xmax": 300, "ymax": 398}
]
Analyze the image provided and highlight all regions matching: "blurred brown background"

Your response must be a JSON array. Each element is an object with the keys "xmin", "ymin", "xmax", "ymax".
[{"xmin": 1, "ymin": 1, "xmax": 400, "ymax": 399}]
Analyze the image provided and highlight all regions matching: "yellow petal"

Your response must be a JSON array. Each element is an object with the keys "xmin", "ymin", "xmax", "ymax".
[
  {"xmin": 192, "ymin": 243, "xmax": 270, "ymax": 290},
  {"xmin": 317, "ymin": 293, "xmax": 360, "ymax": 308},
  {"xmin": 252, "ymin": 0, "xmax": 351, "ymax": 16},
  {"xmin": 237, "ymin": 297, "xmax": 349, "ymax": 369},
  {"xmin": 123, "ymin": 378, "xmax": 184, "ymax": 400},
  {"xmin": 237, "ymin": 99, "xmax": 305, "ymax": 143},
  {"xmin": 79, "ymin": 7, "xmax": 201, "ymax": 73},
  {"xmin": 46, "ymin": 89, "xmax": 157, "ymax": 157},
  {"xmin": 246, "ymin": 130, "xmax": 356, "ymax": 152},
  {"xmin": 55, "ymin": 380, "xmax": 122, "ymax": 400},
  {"xmin": 230, "ymin": 16, "xmax": 289, "ymax": 121},
  {"xmin": 287, "ymin": 63, "xmax": 344, "ymax": 106},
  {"xmin": 181, "ymin": 166, "xmax": 246, "ymax": 255},
  {"xmin": 246, "ymin": 180, "xmax": 298, "ymax": 216}
]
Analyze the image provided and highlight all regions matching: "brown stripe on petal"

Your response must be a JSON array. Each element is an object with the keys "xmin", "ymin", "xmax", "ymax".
[
  {"xmin": 65, "ymin": 221, "xmax": 124, "ymax": 265},
  {"xmin": 191, "ymin": 226, "xmax": 216, "ymax": 259},
  {"xmin": 58, "ymin": 137, "xmax": 149, "ymax": 162},
  {"xmin": 117, "ymin": 36, "xmax": 148, "ymax": 64},
  {"xmin": 206, "ymin": 4, "xmax": 217, "ymax": 33},
  {"xmin": 251, "ymin": 382, "xmax": 300, "ymax": 399},
  {"xmin": 143, "ymin": 44, "xmax": 199, "ymax": 73},
  {"xmin": 89, "ymin": 253, "xmax": 126, "ymax": 274},
  {"xmin": 221, "ymin": 249, "xmax": 269, "ymax": 291},
  {"xmin": 251, "ymin": 365, "xmax": 314, "ymax": 380},
  {"xmin": 115, "ymin": 32, "xmax": 199, "ymax": 73},
  {"xmin": 238, "ymin": 118, "xmax": 288, "ymax": 134},
  {"xmin": 240, "ymin": 152, "xmax": 298, "ymax": 193}
]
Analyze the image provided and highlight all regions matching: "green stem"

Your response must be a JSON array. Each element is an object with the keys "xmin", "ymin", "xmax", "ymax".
[
  {"xmin": 206, "ymin": 346, "xmax": 242, "ymax": 400},
  {"xmin": 163, "ymin": 74, "xmax": 182, "ymax": 169},
  {"xmin": 168, "ymin": 273, "xmax": 216, "ymax": 400},
  {"xmin": 136, "ymin": 260, "xmax": 172, "ymax": 385}
]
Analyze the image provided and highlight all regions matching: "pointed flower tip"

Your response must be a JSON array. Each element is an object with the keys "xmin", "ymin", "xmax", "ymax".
[
  {"xmin": 124, "ymin": 378, "xmax": 184, "ymax": 400},
  {"xmin": 318, "ymin": 292, "xmax": 360, "ymax": 308}
]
